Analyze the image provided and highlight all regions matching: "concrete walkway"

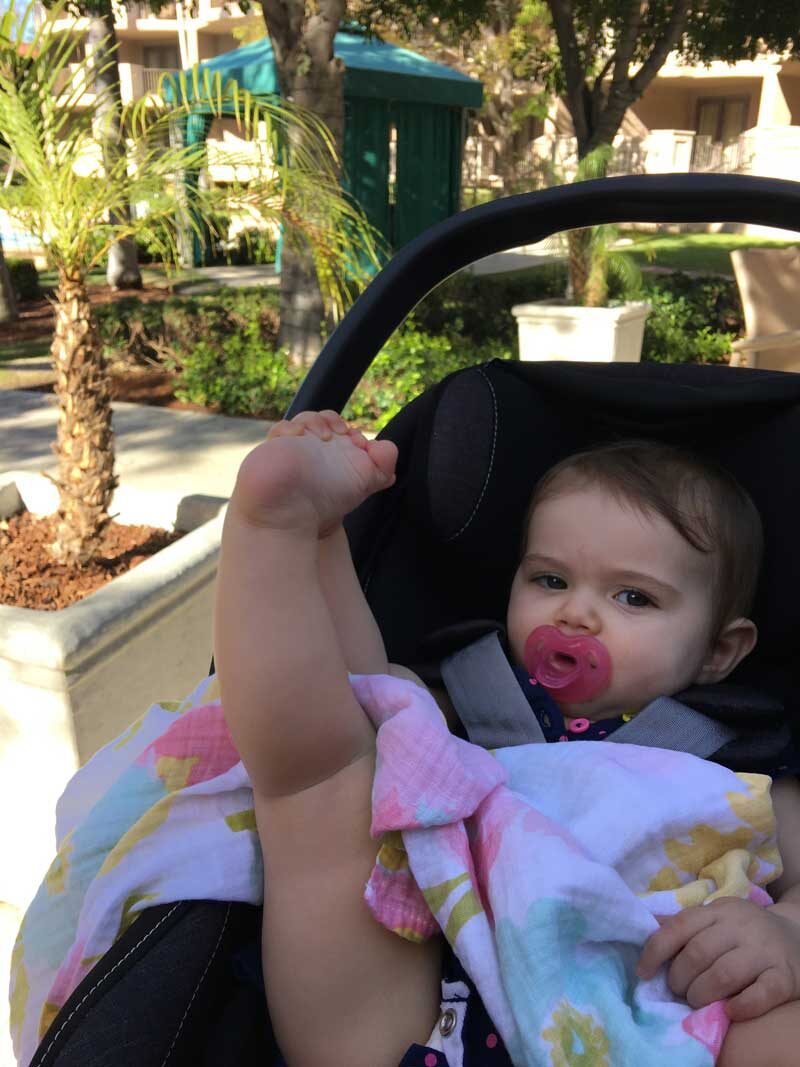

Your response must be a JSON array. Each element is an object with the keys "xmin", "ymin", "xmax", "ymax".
[
  {"xmin": 0, "ymin": 389, "xmax": 272, "ymax": 504},
  {"xmin": 172, "ymin": 262, "xmax": 280, "ymax": 294}
]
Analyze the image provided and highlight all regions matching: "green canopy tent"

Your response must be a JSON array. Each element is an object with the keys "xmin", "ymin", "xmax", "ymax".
[{"xmin": 179, "ymin": 29, "xmax": 482, "ymax": 266}]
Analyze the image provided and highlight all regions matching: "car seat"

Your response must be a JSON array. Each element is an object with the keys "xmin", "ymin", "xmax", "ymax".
[{"xmin": 25, "ymin": 173, "xmax": 800, "ymax": 1066}]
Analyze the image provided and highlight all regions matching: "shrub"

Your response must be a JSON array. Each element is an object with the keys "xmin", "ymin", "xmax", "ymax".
[
  {"xmin": 94, "ymin": 286, "xmax": 280, "ymax": 369},
  {"xmin": 94, "ymin": 296, "xmax": 175, "ymax": 366},
  {"xmin": 639, "ymin": 283, "xmax": 734, "ymax": 365},
  {"xmin": 95, "ymin": 286, "xmax": 290, "ymax": 418},
  {"xmin": 344, "ymin": 318, "xmax": 514, "ymax": 430},
  {"xmin": 133, "ymin": 233, "xmax": 163, "ymax": 265},
  {"xmin": 222, "ymin": 229, "xmax": 277, "ymax": 266},
  {"xmin": 172, "ymin": 324, "xmax": 302, "ymax": 418},
  {"xmin": 641, "ymin": 271, "xmax": 742, "ymax": 335},
  {"xmin": 7, "ymin": 257, "xmax": 40, "ymax": 301}
]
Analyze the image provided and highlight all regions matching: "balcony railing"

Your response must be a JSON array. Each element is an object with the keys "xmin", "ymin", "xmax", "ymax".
[
  {"xmin": 142, "ymin": 66, "xmax": 179, "ymax": 93},
  {"xmin": 462, "ymin": 129, "xmax": 755, "ymax": 195},
  {"xmin": 689, "ymin": 134, "xmax": 746, "ymax": 173}
]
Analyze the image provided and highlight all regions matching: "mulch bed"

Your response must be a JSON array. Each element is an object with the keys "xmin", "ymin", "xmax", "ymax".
[
  {"xmin": 0, "ymin": 511, "xmax": 183, "ymax": 611},
  {"xmin": 0, "ymin": 284, "xmax": 261, "ymax": 611}
]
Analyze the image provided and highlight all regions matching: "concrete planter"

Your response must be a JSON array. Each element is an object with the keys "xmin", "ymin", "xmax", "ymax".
[
  {"xmin": 0, "ymin": 472, "xmax": 226, "ymax": 911},
  {"xmin": 511, "ymin": 299, "xmax": 651, "ymax": 363}
]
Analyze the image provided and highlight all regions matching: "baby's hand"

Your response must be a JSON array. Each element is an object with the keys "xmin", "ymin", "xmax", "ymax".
[
  {"xmin": 232, "ymin": 410, "xmax": 397, "ymax": 534},
  {"xmin": 637, "ymin": 897, "xmax": 800, "ymax": 1021}
]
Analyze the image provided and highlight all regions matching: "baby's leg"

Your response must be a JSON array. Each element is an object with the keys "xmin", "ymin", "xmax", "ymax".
[
  {"xmin": 215, "ymin": 426, "xmax": 440, "ymax": 1066},
  {"xmin": 718, "ymin": 1000, "xmax": 800, "ymax": 1065}
]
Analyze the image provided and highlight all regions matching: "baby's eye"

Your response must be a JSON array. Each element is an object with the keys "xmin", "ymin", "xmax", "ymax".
[
  {"xmin": 615, "ymin": 589, "xmax": 653, "ymax": 609},
  {"xmin": 534, "ymin": 574, "xmax": 567, "ymax": 590}
]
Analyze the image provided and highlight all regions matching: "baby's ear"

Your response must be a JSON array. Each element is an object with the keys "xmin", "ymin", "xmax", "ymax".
[{"xmin": 697, "ymin": 617, "xmax": 758, "ymax": 685}]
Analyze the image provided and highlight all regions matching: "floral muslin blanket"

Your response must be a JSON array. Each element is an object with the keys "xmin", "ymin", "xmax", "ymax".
[
  {"xmin": 9, "ymin": 671, "xmax": 781, "ymax": 1067},
  {"xmin": 352, "ymin": 673, "xmax": 781, "ymax": 1067}
]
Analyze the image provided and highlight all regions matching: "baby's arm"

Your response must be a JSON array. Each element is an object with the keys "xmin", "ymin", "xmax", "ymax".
[
  {"xmin": 214, "ymin": 416, "xmax": 441, "ymax": 1066},
  {"xmin": 637, "ymin": 776, "xmax": 800, "ymax": 1021}
]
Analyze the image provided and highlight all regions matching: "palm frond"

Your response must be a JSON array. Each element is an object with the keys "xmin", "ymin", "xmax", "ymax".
[{"xmin": 0, "ymin": 0, "xmax": 381, "ymax": 317}]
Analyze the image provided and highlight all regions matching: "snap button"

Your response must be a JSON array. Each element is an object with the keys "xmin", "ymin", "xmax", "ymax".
[
  {"xmin": 568, "ymin": 717, "xmax": 590, "ymax": 734},
  {"xmin": 438, "ymin": 1008, "xmax": 457, "ymax": 1036}
]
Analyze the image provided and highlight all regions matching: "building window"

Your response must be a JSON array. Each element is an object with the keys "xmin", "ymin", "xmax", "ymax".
[
  {"xmin": 142, "ymin": 43, "xmax": 181, "ymax": 71},
  {"xmin": 695, "ymin": 97, "xmax": 749, "ymax": 144}
]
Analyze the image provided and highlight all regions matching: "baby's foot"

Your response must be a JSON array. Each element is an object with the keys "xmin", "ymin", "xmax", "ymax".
[{"xmin": 232, "ymin": 410, "xmax": 397, "ymax": 535}]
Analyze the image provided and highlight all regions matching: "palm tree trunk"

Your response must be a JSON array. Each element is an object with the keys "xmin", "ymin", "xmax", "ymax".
[
  {"xmin": 50, "ymin": 273, "xmax": 118, "ymax": 565},
  {"xmin": 0, "ymin": 236, "xmax": 18, "ymax": 323},
  {"xmin": 86, "ymin": 11, "xmax": 142, "ymax": 290},
  {"xmin": 567, "ymin": 227, "xmax": 590, "ymax": 305}
]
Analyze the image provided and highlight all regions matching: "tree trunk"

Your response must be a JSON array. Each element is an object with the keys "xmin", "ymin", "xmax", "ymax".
[
  {"xmin": 86, "ymin": 11, "xmax": 143, "ymax": 291},
  {"xmin": 50, "ymin": 273, "xmax": 117, "ymax": 565},
  {"xmin": 261, "ymin": 0, "xmax": 345, "ymax": 365},
  {"xmin": 567, "ymin": 227, "xmax": 590, "ymax": 305},
  {"xmin": 0, "ymin": 237, "xmax": 18, "ymax": 323},
  {"xmin": 546, "ymin": 0, "xmax": 694, "ymax": 303}
]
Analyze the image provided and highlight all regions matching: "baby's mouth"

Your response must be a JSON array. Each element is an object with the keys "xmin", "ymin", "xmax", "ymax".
[{"xmin": 548, "ymin": 651, "xmax": 577, "ymax": 674}]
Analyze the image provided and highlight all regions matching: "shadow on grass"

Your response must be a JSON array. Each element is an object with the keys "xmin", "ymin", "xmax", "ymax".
[{"xmin": 0, "ymin": 338, "xmax": 51, "ymax": 364}]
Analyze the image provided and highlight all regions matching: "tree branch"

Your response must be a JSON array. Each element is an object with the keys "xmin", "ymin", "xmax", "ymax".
[
  {"xmin": 589, "ymin": 0, "xmax": 694, "ymax": 151},
  {"xmin": 545, "ymin": 0, "xmax": 589, "ymax": 150},
  {"xmin": 630, "ymin": 0, "xmax": 694, "ymax": 97},
  {"xmin": 609, "ymin": 0, "xmax": 645, "ymax": 103},
  {"xmin": 589, "ymin": 53, "xmax": 615, "ymax": 130}
]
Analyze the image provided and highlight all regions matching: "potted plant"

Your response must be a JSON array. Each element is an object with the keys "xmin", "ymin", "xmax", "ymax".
[
  {"xmin": 0, "ymin": 0, "xmax": 379, "ymax": 913},
  {"xmin": 512, "ymin": 147, "xmax": 650, "ymax": 362}
]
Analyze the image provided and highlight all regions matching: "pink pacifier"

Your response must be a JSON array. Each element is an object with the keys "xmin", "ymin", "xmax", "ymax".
[{"xmin": 523, "ymin": 625, "xmax": 612, "ymax": 704}]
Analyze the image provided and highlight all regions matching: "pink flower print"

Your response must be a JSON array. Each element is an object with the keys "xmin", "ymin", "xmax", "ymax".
[
  {"xmin": 371, "ymin": 783, "xmax": 420, "ymax": 835},
  {"xmin": 682, "ymin": 1001, "xmax": 730, "ymax": 1057},
  {"xmin": 472, "ymin": 792, "xmax": 523, "ymax": 927},
  {"xmin": 138, "ymin": 703, "xmax": 239, "ymax": 787},
  {"xmin": 747, "ymin": 884, "xmax": 773, "ymax": 907},
  {"xmin": 364, "ymin": 861, "xmax": 438, "ymax": 940}
]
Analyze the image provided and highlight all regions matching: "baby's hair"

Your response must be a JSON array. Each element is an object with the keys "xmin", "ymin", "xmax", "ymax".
[{"xmin": 523, "ymin": 440, "xmax": 763, "ymax": 638}]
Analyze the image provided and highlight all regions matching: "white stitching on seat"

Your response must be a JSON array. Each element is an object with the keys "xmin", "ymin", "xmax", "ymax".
[
  {"xmin": 35, "ymin": 903, "xmax": 183, "ymax": 1066},
  {"xmin": 159, "ymin": 903, "xmax": 231, "ymax": 1066},
  {"xmin": 444, "ymin": 366, "xmax": 498, "ymax": 542}
]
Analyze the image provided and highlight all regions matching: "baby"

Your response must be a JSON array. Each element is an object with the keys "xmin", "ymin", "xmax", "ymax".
[{"xmin": 214, "ymin": 410, "xmax": 800, "ymax": 1067}]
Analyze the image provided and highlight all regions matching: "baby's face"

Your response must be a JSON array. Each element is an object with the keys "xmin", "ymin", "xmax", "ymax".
[{"xmin": 506, "ymin": 484, "xmax": 718, "ymax": 720}]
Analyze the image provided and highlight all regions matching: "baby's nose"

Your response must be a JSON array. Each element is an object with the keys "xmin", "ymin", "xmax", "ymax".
[{"xmin": 556, "ymin": 596, "xmax": 600, "ymax": 634}]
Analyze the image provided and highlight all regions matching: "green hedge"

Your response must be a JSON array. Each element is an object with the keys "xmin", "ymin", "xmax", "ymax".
[
  {"xmin": 639, "ymin": 272, "xmax": 741, "ymax": 365},
  {"xmin": 7, "ymin": 258, "xmax": 40, "ymax": 301},
  {"xmin": 93, "ymin": 266, "xmax": 744, "ymax": 429},
  {"xmin": 344, "ymin": 321, "xmax": 512, "ymax": 428},
  {"xmin": 95, "ymin": 286, "xmax": 294, "ymax": 420}
]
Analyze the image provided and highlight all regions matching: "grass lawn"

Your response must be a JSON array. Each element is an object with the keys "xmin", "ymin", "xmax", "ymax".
[{"xmin": 618, "ymin": 232, "xmax": 798, "ymax": 276}]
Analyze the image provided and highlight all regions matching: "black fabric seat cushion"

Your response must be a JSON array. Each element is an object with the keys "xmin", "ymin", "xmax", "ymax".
[{"xmin": 345, "ymin": 360, "xmax": 800, "ymax": 720}]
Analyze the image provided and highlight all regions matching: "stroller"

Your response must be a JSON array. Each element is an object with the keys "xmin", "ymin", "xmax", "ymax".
[{"xmin": 22, "ymin": 173, "xmax": 800, "ymax": 1065}]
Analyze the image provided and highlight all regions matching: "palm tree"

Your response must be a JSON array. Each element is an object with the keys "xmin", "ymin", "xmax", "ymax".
[{"xmin": 0, "ymin": 0, "xmax": 379, "ymax": 565}]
